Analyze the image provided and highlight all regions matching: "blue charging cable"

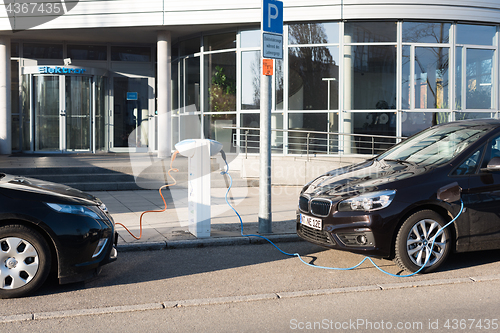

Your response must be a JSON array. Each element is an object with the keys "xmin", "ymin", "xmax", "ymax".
[{"xmin": 220, "ymin": 158, "xmax": 464, "ymax": 277}]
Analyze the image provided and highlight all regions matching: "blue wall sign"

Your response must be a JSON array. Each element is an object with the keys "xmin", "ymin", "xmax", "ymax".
[
  {"xmin": 38, "ymin": 66, "xmax": 87, "ymax": 74},
  {"xmin": 127, "ymin": 92, "xmax": 138, "ymax": 101}
]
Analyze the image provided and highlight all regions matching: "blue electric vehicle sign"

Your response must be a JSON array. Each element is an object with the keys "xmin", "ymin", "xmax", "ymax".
[{"xmin": 38, "ymin": 66, "xmax": 87, "ymax": 74}]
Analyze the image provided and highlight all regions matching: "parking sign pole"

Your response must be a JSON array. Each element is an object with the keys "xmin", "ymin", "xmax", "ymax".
[
  {"xmin": 259, "ymin": 66, "xmax": 273, "ymax": 234},
  {"xmin": 259, "ymin": 0, "xmax": 282, "ymax": 234}
]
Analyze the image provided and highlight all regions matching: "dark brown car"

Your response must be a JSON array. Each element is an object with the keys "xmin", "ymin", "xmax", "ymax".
[{"xmin": 297, "ymin": 119, "xmax": 500, "ymax": 273}]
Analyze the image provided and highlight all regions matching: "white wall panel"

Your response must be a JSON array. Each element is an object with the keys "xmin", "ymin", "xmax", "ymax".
[
  {"xmin": 343, "ymin": 0, "xmax": 500, "ymax": 9},
  {"xmin": 343, "ymin": 4, "xmax": 500, "ymax": 23},
  {"xmin": 1, "ymin": 0, "xmax": 500, "ymax": 31},
  {"xmin": 165, "ymin": 0, "xmax": 259, "ymax": 11},
  {"xmin": 28, "ymin": 13, "xmax": 164, "ymax": 30},
  {"xmin": 70, "ymin": 0, "xmax": 163, "ymax": 15},
  {"xmin": 164, "ymin": 8, "xmax": 260, "ymax": 25},
  {"xmin": 0, "ymin": 0, "xmax": 164, "ymax": 30},
  {"xmin": 285, "ymin": 6, "xmax": 342, "ymax": 23}
]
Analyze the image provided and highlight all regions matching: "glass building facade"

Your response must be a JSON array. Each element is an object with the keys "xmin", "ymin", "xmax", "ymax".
[{"xmin": 171, "ymin": 21, "xmax": 499, "ymax": 156}]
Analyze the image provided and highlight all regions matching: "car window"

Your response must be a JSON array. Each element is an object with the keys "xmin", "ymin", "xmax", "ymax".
[
  {"xmin": 479, "ymin": 135, "xmax": 500, "ymax": 168},
  {"xmin": 452, "ymin": 147, "xmax": 484, "ymax": 176}
]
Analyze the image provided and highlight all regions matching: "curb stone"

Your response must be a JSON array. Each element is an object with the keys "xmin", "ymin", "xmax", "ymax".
[{"xmin": 116, "ymin": 234, "xmax": 301, "ymax": 252}]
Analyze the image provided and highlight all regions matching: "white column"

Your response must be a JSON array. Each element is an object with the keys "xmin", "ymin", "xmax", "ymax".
[
  {"xmin": 343, "ymin": 34, "xmax": 353, "ymax": 155},
  {"xmin": 157, "ymin": 31, "xmax": 171, "ymax": 158},
  {"xmin": 0, "ymin": 36, "xmax": 11, "ymax": 155}
]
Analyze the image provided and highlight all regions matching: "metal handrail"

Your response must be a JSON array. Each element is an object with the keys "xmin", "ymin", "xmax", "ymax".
[{"xmin": 225, "ymin": 126, "xmax": 406, "ymax": 160}]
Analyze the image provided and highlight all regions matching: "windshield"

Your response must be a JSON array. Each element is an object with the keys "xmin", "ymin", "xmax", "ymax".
[{"xmin": 378, "ymin": 124, "xmax": 491, "ymax": 166}]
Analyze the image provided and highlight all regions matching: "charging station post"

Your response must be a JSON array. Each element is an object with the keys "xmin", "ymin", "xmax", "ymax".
[{"xmin": 175, "ymin": 139, "xmax": 223, "ymax": 238}]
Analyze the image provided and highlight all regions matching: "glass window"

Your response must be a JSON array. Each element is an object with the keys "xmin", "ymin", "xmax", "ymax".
[
  {"xmin": 402, "ymin": 46, "xmax": 411, "ymax": 110},
  {"xmin": 342, "ymin": 112, "xmax": 396, "ymax": 155},
  {"xmin": 180, "ymin": 38, "xmax": 200, "ymax": 56},
  {"xmin": 240, "ymin": 113, "xmax": 261, "ymax": 153},
  {"xmin": 171, "ymin": 60, "xmax": 179, "ymax": 112},
  {"xmin": 111, "ymin": 46, "xmax": 151, "ymax": 62},
  {"xmin": 456, "ymin": 46, "xmax": 463, "ymax": 110},
  {"xmin": 172, "ymin": 44, "xmax": 179, "ymax": 59},
  {"xmin": 457, "ymin": 24, "xmax": 496, "ymax": 46},
  {"xmin": 452, "ymin": 147, "xmax": 483, "ymax": 176},
  {"xmin": 10, "ymin": 60, "xmax": 18, "ymax": 116},
  {"xmin": 485, "ymin": 136, "xmax": 500, "ymax": 167},
  {"xmin": 289, "ymin": 46, "xmax": 339, "ymax": 110},
  {"xmin": 22, "ymin": 74, "xmax": 30, "ymax": 151},
  {"xmin": 288, "ymin": 22, "xmax": 339, "ymax": 44},
  {"xmin": 241, "ymin": 51, "xmax": 261, "ymax": 110},
  {"xmin": 11, "ymin": 60, "xmax": 19, "ymax": 151},
  {"xmin": 11, "ymin": 115, "xmax": 19, "ymax": 151},
  {"xmin": 288, "ymin": 113, "xmax": 328, "ymax": 154},
  {"xmin": 402, "ymin": 22, "xmax": 451, "ymax": 43},
  {"xmin": 204, "ymin": 32, "xmax": 236, "ymax": 52},
  {"xmin": 68, "ymin": 45, "xmax": 107, "ymax": 60},
  {"xmin": 275, "ymin": 59, "xmax": 284, "ymax": 110},
  {"xmin": 402, "ymin": 112, "xmax": 449, "ymax": 137},
  {"xmin": 203, "ymin": 114, "xmax": 236, "ymax": 153},
  {"xmin": 344, "ymin": 21, "xmax": 397, "ymax": 43},
  {"xmin": 11, "ymin": 43, "xmax": 19, "ymax": 57},
  {"xmin": 344, "ymin": 45, "xmax": 396, "ymax": 110},
  {"xmin": 179, "ymin": 114, "xmax": 201, "ymax": 141},
  {"xmin": 180, "ymin": 56, "xmax": 200, "ymax": 112},
  {"xmin": 415, "ymin": 47, "xmax": 449, "ymax": 109},
  {"xmin": 466, "ymin": 49, "xmax": 494, "ymax": 109},
  {"xmin": 455, "ymin": 112, "xmax": 496, "ymax": 121},
  {"xmin": 204, "ymin": 52, "xmax": 236, "ymax": 112},
  {"xmin": 239, "ymin": 113, "xmax": 284, "ymax": 153},
  {"xmin": 240, "ymin": 29, "xmax": 261, "ymax": 48},
  {"xmin": 23, "ymin": 43, "xmax": 62, "ymax": 59}
]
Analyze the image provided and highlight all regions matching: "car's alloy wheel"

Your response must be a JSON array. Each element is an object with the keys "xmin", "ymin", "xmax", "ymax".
[
  {"xmin": 0, "ymin": 225, "xmax": 51, "ymax": 298},
  {"xmin": 394, "ymin": 210, "xmax": 451, "ymax": 273}
]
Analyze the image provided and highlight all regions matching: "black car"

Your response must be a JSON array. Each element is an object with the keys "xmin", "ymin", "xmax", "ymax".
[
  {"xmin": 0, "ymin": 174, "xmax": 117, "ymax": 298},
  {"xmin": 297, "ymin": 119, "xmax": 500, "ymax": 273}
]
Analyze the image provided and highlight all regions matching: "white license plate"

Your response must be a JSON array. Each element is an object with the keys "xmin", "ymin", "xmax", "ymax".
[{"xmin": 300, "ymin": 214, "xmax": 322, "ymax": 230}]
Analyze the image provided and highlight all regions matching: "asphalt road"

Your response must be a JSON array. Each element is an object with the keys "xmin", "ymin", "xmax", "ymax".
[{"xmin": 1, "ymin": 241, "xmax": 500, "ymax": 332}]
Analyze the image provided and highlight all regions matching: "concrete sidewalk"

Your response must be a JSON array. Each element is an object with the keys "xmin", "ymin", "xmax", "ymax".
[{"xmin": 91, "ymin": 186, "xmax": 302, "ymax": 251}]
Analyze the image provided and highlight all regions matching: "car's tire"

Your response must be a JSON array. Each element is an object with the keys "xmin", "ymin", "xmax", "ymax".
[
  {"xmin": 394, "ymin": 210, "xmax": 451, "ymax": 273},
  {"xmin": 0, "ymin": 224, "xmax": 51, "ymax": 298}
]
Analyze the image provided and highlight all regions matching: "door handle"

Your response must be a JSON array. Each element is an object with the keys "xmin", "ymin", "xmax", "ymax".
[{"xmin": 60, "ymin": 110, "xmax": 66, "ymax": 116}]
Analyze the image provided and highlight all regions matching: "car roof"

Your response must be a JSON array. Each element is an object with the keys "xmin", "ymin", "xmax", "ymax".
[
  {"xmin": 439, "ymin": 118, "xmax": 500, "ymax": 128},
  {"xmin": 434, "ymin": 118, "xmax": 500, "ymax": 130}
]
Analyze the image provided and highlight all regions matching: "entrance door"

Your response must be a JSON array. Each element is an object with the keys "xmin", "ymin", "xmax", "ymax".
[
  {"xmin": 65, "ymin": 76, "xmax": 92, "ymax": 151},
  {"xmin": 33, "ymin": 75, "xmax": 92, "ymax": 152},
  {"xmin": 112, "ymin": 77, "xmax": 150, "ymax": 151}
]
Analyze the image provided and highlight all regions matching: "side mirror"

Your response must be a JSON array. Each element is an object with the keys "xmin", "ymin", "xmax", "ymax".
[{"xmin": 484, "ymin": 157, "xmax": 500, "ymax": 172}]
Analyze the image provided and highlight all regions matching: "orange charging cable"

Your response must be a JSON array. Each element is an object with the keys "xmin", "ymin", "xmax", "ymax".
[{"xmin": 116, "ymin": 150, "xmax": 179, "ymax": 240}]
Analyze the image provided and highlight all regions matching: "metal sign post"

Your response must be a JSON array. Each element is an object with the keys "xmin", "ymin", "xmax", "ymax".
[{"xmin": 259, "ymin": 0, "xmax": 283, "ymax": 234}]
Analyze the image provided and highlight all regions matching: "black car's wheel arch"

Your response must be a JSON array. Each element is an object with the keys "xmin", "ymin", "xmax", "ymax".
[
  {"xmin": 387, "ymin": 203, "xmax": 457, "ymax": 260},
  {"xmin": 0, "ymin": 219, "xmax": 59, "ymax": 276}
]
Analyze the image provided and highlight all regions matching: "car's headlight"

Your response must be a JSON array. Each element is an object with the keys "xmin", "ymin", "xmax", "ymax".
[
  {"xmin": 338, "ymin": 190, "xmax": 396, "ymax": 212},
  {"xmin": 46, "ymin": 203, "xmax": 100, "ymax": 219}
]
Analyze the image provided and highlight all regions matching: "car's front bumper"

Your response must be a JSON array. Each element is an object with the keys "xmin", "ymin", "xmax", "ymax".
[{"xmin": 296, "ymin": 197, "xmax": 404, "ymax": 258}]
